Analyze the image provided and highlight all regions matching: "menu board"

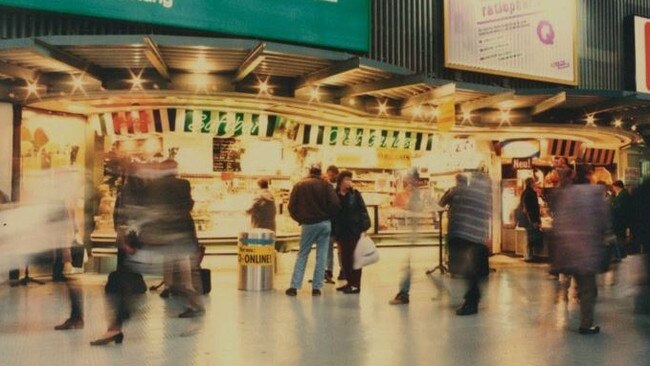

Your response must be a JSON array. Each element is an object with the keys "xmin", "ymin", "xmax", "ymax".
[{"xmin": 213, "ymin": 138, "xmax": 241, "ymax": 172}]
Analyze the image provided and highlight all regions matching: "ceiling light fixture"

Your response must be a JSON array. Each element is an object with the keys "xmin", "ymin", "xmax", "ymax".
[
  {"xmin": 128, "ymin": 70, "xmax": 145, "ymax": 91},
  {"xmin": 309, "ymin": 86, "xmax": 320, "ymax": 103},
  {"xmin": 377, "ymin": 99, "xmax": 389, "ymax": 116},
  {"xmin": 256, "ymin": 76, "xmax": 273, "ymax": 96},
  {"xmin": 613, "ymin": 118, "xmax": 623, "ymax": 128},
  {"xmin": 585, "ymin": 114, "xmax": 596, "ymax": 127}
]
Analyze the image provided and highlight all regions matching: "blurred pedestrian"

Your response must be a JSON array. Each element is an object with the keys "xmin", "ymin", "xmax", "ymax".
[
  {"xmin": 438, "ymin": 172, "xmax": 492, "ymax": 316},
  {"xmin": 325, "ymin": 165, "xmax": 340, "ymax": 282},
  {"xmin": 632, "ymin": 179, "xmax": 650, "ymax": 314},
  {"xmin": 521, "ymin": 178, "xmax": 542, "ymax": 262},
  {"xmin": 332, "ymin": 171, "xmax": 371, "ymax": 294},
  {"xmin": 549, "ymin": 165, "xmax": 609, "ymax": 334},
  {"xmin": 611, "ymin": 180, "xmax": 631, "ymax": 260},
  {"xmin": 389, "ymin": 169, "xmax": 426, "ymax": 305},
  {"xmin": 286, "ymin": 164, "xmax": 340, "ymax": 297},
  {"xmin": 246, "ymin": 178, "xmax": 277, "ymax": 232}
]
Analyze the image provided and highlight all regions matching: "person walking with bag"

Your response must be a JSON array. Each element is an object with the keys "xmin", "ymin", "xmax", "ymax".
[
  {"xmin": 332, "ymin": 171, "xmax": 371, "ymax": 294},
  {"xmin": 286, "ymin": 164, "xmax": 340, "ymax": 297}
]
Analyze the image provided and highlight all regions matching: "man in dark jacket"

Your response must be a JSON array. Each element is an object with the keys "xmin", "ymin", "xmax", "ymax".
[
  {"xmin": 286, "ymin": 164, "xmax": 340, "ymax": 296},
  {"xmin": 611, "ymin": 180, "xmax": 631, "ymax": 259},
  {"xmin": 521, "ymin": 178, "xmax": 542, "ymax": 262}
]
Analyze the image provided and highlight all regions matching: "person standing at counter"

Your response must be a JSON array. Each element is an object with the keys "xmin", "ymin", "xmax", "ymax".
[
  {"xmin": 246, "ymin": 178, "xmax": 277, "ymax": 232},
  {"xmin": 286, "ymin": 164, "xmax": 340, "ymax": 297},
  {"xmin": 521, "ymin": 178, "xmax": 542, "ymax": 262},
  {"xmin": 611, "ymin": 180, "xmax": 631, "ymax": 261},
  {"xmin": 332, "ymin": 171, "xmax": 371, "ymax": 294}
]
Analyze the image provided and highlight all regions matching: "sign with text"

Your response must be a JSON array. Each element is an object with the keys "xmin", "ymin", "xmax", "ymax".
[
  {"xmin": 212, "ymin": 138, "xmax": 241, "ymax": 172},
  {"xmin": 445, "ymin": 0, "xmax": 577, "ymax": 85},
  {"xmin": 0, "ymin": 0, "xmax": 370, "ymax": 52},
  {"xmin": 512, "ymin": 158, "xmax": 533, "ymax": 170},
  {"xmin": 634, "ymin": 16, "xmax": 650, "ymax": 93}
]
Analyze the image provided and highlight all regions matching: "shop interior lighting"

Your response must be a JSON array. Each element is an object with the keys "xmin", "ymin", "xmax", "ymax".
[
  {"xmin": 308, "ymin": 86, "xmax": 320, "ymax": 103},
  {"xmin": 69, "ymin": 74, "xmax": 87, "ymax": 95},
  {"xmin": 632, "ymin": 124, "xmax": 638, "ymax": 131},
  {"xmin": 377, "ymin": 99, "xmax": 389, "ymax": 116},
  {"xmin": 413, "ymin": 105, "xmax": 423, "ymax": 119},
  {"xmin": 585, "ymin": 114, "xmax": 596, "ymax": 127},
  {"xmin": 256, "ymin": 76, "xmax": 272, "ymax": 96},
  {"xmin": 460, "ymin": 108, "xmax": 473, "ymax": 126},
  {"xmin": 613, "ymin": 118, "xmax": 623, "ymax": 128},
  {"xmin": 194, "ymin": 75, "xmax": 209, "ymax": 93},
  {"xmin": 193, "ymin": 55, "xmax": 210, "ymax": 74},
  {"xmin": 128, "ymin": 70, "xmax": 145, "ymax": 91},
  {"xmin": 24, "ymin": 80, "xmax": 42, "ymax": 99},
  {"xmin": 498, "ymin": 109, "xmax": 511, "ymax": 127}
]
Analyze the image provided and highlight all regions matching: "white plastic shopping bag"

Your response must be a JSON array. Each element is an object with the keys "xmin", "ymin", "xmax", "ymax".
[{"xmin": 353, "ymin": 234, "xmax": 379, "ymax": 269}]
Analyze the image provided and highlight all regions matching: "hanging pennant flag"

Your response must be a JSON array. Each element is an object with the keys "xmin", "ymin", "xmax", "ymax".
[
  {"xmin": 112, "ymin": 111, "xmax": 128, "ymax": 135},
  {"xmin": 367, "ymin": 129, "xmax": 377, "ymax": 148},
  {"xmin": 437, "ymin": 98, "xmax": 456, "ymax": 132},
  {"xmin": 415, "ymin": 132, "xmax": 426, "ymax": 151},
  {"xmin": 426, "ymin": 134, "xmax": 434, "ymax": 151},
  {"xmin": 183, "ymin": 110, "xmax": 195, "ymax": 133},
  {"xmin": 174, "ymin": 109, "xmax": 186, "ymax": 134},
  {"xmin": 233, "ymin": 112, "xmax": 245, "ymax": 137},
  {"xmin": 390, "ymin": 131, "xmax": 401, "ymax": 149},
  {"xmin": 250, "ymin": 114, "xmax": 261, "ymax": 136},
  {"xmin": 141, "ymin": 110, "xmax": 154, "ymax": 134},
  {"xmin": 90, "ymin": 115, "xmax": 102, "ymax": 136},
  {"xmin": 197, "ymin": 110, "xmax": 211, "ymax": 134},
  {"xmin": 403, "ymin": 131, "xmax": 413, "ymax": 150},
  {"xmin": 316, "ymin": 125, "xmax": 326, "ymax": 145},
  {"xmin": 266, "ymin": 115, "xmax": 278, "ymax": 138},
  {"xmin": 215, "ymin": 111, "xmax": 229, "ymax": 137},
  {"xmin": 380, "ymin": 130, "xmax": 389, "ymax": 148},
  {"xmin": 342, "ymin": 127, "xmax": 352, "ymax": 146},
  {"xmin": 328, "ymin": 126, "xmax": 339, "ymax": 146},
  {"xmin": 354, "ymin": 128, "xmax": 364, "ymax": 147}
]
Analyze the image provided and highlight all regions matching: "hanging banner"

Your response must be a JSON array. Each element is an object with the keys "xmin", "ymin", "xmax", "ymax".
[
  {"xmin": 437, "ymin": 98, "xmax": 456, "ymax": 132},
  {"xmin": 445, "ymin": 0, "xmax": 578, "ymax": 85}
]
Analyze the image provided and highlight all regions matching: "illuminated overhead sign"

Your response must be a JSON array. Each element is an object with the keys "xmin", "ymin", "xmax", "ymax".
[
  {"xmin": 0, "ymin": 0, "xmax": 370, "ymax": 52},
  {"xmin": 445, "ymin": 0, "xmax": 578, "ymax": 85}
]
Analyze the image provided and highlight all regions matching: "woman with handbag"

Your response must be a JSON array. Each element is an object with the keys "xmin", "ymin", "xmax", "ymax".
[{"xmin": 332, "ymin": 171, "xmax": 371, "ymax": 294}]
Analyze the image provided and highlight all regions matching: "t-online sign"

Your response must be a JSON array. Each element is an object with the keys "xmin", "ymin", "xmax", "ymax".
[{"xmin": 634, "ymin": 16, "xmax": 650, "ymax": 93}]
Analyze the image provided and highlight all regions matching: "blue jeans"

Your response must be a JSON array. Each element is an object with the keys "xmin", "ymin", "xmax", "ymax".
[{"xmin": 290, "ymin": 220, "xmax": 332, "ymax": 290}]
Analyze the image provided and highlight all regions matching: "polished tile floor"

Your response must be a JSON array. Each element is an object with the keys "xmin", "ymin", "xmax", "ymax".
[{"xmin": 1, "ymin": 248, "xmax": 649, "ymax": 366}]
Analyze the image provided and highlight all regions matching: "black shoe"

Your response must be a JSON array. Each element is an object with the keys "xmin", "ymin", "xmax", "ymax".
[
  {"xmin": 178, "ymin": 308, "xmax": 205, "ymax": 319},
  {"xmin": 90, "ymin": 332, "xmax": 124, "ymax": 346},
  {"xmin": 389, "ymin": 292, "xmax": 409, "ymax": 305},
  {"xmin": 336, "ymin": 284, "xmax": 351, "ymax": 292},
  {"xmin": 343, "ymin": 286, "xmax": 360, "ymax": 294},
  {"xmin": 579, "ymin": 326, "xmax": 600, "ymax": 335},
  {"xmin": 456, "ymin": 303, "xmax": 478, "ymax": 316},
  {"xmin": 52, "ymin": 275, "xmax": 68, "ymax": 282},
  {"xmin": 312, "ymin": 289, "xmax": 322, "ymax": 296},
  {"xmin": 337, "ymin": 272, "xmax": 346, "ymax": 281},
  {"xmin": 54, "ymin": 318, "xmax": 84, "ymax": 330},
  {"xmin": 286, "ymin": 288, "xmax": 297, "ymax": 297},
  {"xmin": 160, "ymin": 289, "xmax": 171, "ymax": 298}
]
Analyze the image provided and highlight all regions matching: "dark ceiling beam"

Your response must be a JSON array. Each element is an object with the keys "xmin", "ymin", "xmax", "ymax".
[
  {"xmin": 143, "ymin": 35, "xmax": 171, "ymax": 81},
  {"xmin": 234, "ymin": 42, "xmax": 266, "ymax": 83},
  {"xmin": 459, "ymin": 91, "xmax": 515, "ymax": 112},
  {"xmin": 296, "ymin": 57, "xmax": 360, "ymax": 89},
  {"xmin": 531, "ymin": 92, "xmax": 567, "ymax": 115},
  {"xmin": 401, "ymin": 82, "xmax": 456, "ymax": 109},
  {"xmin": 0, "ymin": 61, "xmax": 40, "ymax": 83},
  {"xmin": 337, "ymin": 73, "xmax": 428, "ymax": 98},
  {"xmin": 32, "ymin": 38, "xmax": 103, "ymax": 84}
]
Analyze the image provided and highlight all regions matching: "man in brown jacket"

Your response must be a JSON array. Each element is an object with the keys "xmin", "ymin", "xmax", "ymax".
[{"xmin": 286, "ymin": 164, "xmax": 340, "ymax": 296}]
